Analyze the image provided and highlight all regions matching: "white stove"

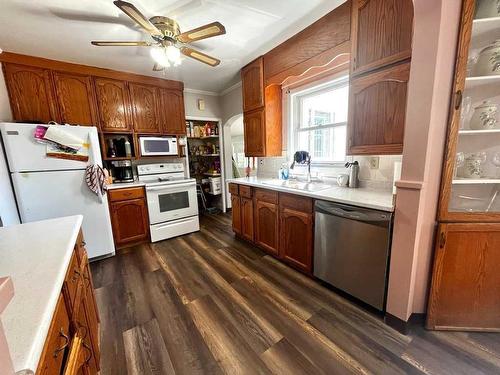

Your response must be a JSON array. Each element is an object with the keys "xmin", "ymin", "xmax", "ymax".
[{"xmin": 137, "ymin": 163, "xmax": 199, "ymax": 242}]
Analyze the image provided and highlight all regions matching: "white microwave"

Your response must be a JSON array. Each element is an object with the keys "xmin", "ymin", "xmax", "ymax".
[{"xmin": 139, "ymin": 136, "xmax": 178, "ymax": 156}]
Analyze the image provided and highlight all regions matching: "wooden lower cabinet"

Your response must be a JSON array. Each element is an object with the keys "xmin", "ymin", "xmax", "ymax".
[
  {"xmin": 427, "ymin": 223, "xmax": 500, "ymax": 331},
  {"xmin": 37, "ymin": 230, "xmax": 100, "ymax": 375},
  {"xmin": 108, "ymin": 187, "xmax": 149, "ymax": 248},
  {"xmin": 231, "ymin": 194, "xmax": 242, "ymax": 235},
  {"xmin": 254, "ymin": 199, "xmax": 279, "ymax": 255},
  {"xmin": 279, "ymin": 195, "xmax": 313, "ymax": 273},
  {"xmin": 241, "ymin": 197, "xmax": 254, "ymax": 241}
]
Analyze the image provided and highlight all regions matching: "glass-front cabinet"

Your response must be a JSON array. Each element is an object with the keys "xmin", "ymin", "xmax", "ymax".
[{"xmin": 440, "ymin": 0, "xmax": 500, "ymax": 220}]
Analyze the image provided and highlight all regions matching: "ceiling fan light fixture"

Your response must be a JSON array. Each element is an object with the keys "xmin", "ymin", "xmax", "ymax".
[
  {"xmin": 150, "ymin": 46, "xmax": 170, "ymax": 67},
  {"xmin": 165, "ymin": 45, "xmax": 181, "ymax": 63}
]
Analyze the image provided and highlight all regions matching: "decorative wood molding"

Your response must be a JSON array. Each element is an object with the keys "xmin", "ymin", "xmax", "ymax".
[
  {"xmin": 266, "ymin": 41, "xmax": 351, "ymax": 87},
  {"xmin": 395, "ymin": 180, "xmax": 424, "ymax": 190},
  {"xmin": 0, "ymin": 51, "xmax": 183, "ymax": 90}
]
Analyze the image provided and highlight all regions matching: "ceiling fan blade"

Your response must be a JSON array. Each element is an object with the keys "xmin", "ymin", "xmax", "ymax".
[
  {"xmin": 153, "ymin": 63, "xmax": 165, "ymax": 71},
  {"xmin": 181, "ymin": 47, "xmax": 220, "ymax": 67},
  {"xmin": 113, "ymin": 0, "xmax": 163, "ymax": 37},
  {"xmin": 177, "ymin": 22, "xmax": 226, "ymax": 43},
  {"xmin": 91, "ymin": 41, "xmax": 152, "ymax": 46}
]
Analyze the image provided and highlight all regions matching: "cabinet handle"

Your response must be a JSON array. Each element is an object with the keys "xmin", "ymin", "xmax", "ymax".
[
  {"xmin": 439, "ymin": 232, "xmax": 446, "ymax": 249},
  {"xmin": 83, "ymin": 342, "xmax": 92, "ymax": 364},
  {"xmin": 454, "ymin": 90, "xmax": 462, "ymax": 110},
  {"xmin": 81, "ymin": 240, "xmax": 86, "ymax": 246},
  {"xmin": 72, "ymin": 268, "xmax": 81, "ymax": 282},
  {"xmin": 53, "ymin": 328, "xmax": 69, "ymax": 358}
]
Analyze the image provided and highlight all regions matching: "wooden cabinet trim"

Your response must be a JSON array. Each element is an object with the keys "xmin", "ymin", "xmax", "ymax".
[{"xmin": 0, "ymin": 51, "xmax": 183, "ymax": 90}]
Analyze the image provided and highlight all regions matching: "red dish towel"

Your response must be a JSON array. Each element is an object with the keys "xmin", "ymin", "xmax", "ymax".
[{"xmin": 85, "ymin": 164, "xmax": 107, "ymax": 201}]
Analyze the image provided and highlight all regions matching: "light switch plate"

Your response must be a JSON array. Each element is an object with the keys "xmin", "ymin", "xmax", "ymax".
[{"xmin": 369, "ymin": 156, "xmax": 380, "ymax": 169}]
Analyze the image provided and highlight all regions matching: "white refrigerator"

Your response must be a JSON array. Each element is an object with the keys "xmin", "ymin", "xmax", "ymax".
[{"xmin": 0, "ymin": 123, "xmax": 115, "ymax": 259}]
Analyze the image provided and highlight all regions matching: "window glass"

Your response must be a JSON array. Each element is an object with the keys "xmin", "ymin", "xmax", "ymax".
[{"xmin": 291, "ymin": 76, "xmax": 349, "ymax": 163}]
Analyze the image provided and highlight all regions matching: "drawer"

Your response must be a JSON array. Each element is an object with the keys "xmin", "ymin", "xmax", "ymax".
[
  {"xmin": 279, "ymin": 193, "xmax": 313, "ymax": 213},
  {"xmin": 239, "ymin": 185, "xmax": 252, "ymax": 198},
  {"xmin": 64, "ymin": 252, "xmax": 82, "ymax": 311},
  {"xmin": 37, "ymin": 294, "xmax": 71, "ymax": 375},
  {"xmin": 254, "ymin": 188, "xmax": 278, "ymax": 204},
  {"xmin": 108, "ymin": 186, "xmax": 145, "ymax": 202},
  {"xmin": 228, "ymin": 183, "xmax": 239, "ymax": 195}
]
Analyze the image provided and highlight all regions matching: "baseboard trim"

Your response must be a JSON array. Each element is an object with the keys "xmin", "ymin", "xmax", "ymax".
[{"xmin": 384, "ymin": 312, "xmax": 426, "ymax": 335}]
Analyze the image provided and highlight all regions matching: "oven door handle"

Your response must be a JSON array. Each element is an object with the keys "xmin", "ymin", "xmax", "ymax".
[{"xmin": 146, "ymin": 182, "xmax": 195, "ymax": 191}]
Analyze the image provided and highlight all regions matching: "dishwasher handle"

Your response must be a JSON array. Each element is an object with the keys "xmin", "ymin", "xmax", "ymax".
[{"xmin": 315, "ymin": 201, "xmax": 392, "ymax": 224}]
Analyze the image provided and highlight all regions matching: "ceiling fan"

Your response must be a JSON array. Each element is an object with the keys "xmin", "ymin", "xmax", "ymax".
[{"xmin": 91, "ymin": 0, "xmax": 226, "ymax": 70}]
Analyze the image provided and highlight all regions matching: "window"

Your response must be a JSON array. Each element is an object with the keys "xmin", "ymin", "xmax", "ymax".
[{"xmin": 289, "ymin": 76, "xmax": 349, "ymax": 164}]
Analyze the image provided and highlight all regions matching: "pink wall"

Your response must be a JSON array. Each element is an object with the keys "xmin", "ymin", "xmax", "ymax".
[{"xmin": 386, "ymin": 0, "xmax": 462, "ymax": 321}]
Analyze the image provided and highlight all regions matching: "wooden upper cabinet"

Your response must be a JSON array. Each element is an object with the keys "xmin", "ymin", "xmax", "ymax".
[
  {"xmin": 348, "ymin": 62, "xmax": 410, "ymax": 155},
  {"xmin": 158, "ymin": 89, "xmax": 186, "ymax": 135},
  {"xmin": 52, "ymin": 71, "xmax": 98, "ymax": 126},
  {"xmin": 244, "ymin": 108, "xmax": 266, "ymax": 157},
  {"xmin": 427, "ymin": 223, "xmax": 500, "ymax": 331},
  {"xmin": 129, "ymin": 83, "xmax": 161, "ymax": 134},
  {"xmin": 94, "ymin": 77, "xmax": 132, "ymax": 132},
  {"xmin": 351, "ymin": 0, "xmax": 413, "ymax": 76},
  {"xmin": 241, "ymin": 57, "xmax": 264, "ymax": 112},
  {"xmin": 3, "ymin": 63, "xmax": 59, "ymax": 123}
]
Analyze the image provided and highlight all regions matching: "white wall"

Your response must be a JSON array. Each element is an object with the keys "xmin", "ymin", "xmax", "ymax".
[
  {"xmin": 184, "ymin": 90, "xmax": 222, "ymax": 119},
  {"xmin": 221, "ymin": 83, "xmax": 243, "ymax": 124},
  {"xmin": 0, "ymin": 65, "xmax": 12, "ymax": 121}
]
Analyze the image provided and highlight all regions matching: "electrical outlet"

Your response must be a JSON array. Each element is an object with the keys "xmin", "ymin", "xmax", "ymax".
[
  {"xmin": 369, "ymin": 156, "xmax": 380, "ymax": 169},
  {"xmin": 259, "ymin": 158, "xmax": 264, "ymax": 166}
]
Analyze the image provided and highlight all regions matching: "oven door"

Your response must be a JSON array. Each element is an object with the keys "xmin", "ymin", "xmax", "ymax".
[
  {"xmin": 145, "ymin": 181, "xmax": 198, "ymax": 224},
  {"xmin": 140, "ymin": 137, "xmax": 178, "ymax": 156}
]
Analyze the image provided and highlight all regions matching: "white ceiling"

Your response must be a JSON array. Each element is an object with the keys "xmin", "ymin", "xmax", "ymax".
[{"xmin": 0, "ymin": 0, "xmax": 345, "ymax": 93}]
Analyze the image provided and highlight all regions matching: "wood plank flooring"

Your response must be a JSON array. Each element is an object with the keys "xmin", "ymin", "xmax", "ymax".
[{"xmin": 91, "ymin": 213, "xmax": 500, "ymax": 375}]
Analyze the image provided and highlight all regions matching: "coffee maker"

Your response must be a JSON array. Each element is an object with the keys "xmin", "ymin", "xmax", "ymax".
[{"xmin": 110, "ymin": 160, "xmax": 134, "ymax": 182}]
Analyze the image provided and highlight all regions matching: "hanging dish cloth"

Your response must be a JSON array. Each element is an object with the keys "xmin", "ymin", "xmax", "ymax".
[{"xmin": 85, "ymin": 164, "xmax": 108, "ymax": 202}]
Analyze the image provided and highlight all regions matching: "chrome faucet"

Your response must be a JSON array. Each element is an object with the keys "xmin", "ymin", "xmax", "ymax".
[{"xmin": 290, "ymin": 151, "xmax": 312, "ymax": 182}]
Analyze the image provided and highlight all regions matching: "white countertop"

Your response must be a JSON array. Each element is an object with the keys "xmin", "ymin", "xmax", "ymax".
[
  {"xmin": 106, "ymin": 180, "xmax": 145, "ymax": 190},
  {"xmin": 228, "ymin": 177, "xmax": 394, "ymax": 212},
  {"xmin": 0, "ymin": 215, "xmax": 83, "ymax": 374}
]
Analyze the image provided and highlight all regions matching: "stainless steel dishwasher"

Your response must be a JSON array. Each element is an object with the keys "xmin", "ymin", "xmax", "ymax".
[{"xmin": 314, "ymin": 200, "xmax": 393, "ymax": 311}]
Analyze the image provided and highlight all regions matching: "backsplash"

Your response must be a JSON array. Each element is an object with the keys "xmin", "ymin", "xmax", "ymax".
[{"xmin": 257, "ymin": 155, "xmax": 402, "ymax": 191}]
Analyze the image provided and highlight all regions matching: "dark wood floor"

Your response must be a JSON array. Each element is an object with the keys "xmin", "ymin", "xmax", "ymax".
[{"xmin": 91, "ymin": 213, "xmax": 500, "ymax": 375}]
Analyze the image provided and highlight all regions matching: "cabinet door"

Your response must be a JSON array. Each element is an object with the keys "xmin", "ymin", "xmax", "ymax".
[
  {"xmin": 75, "ymin": 295, "xmax": 99, "ymax": 374},
  {"xmin": 241, "ymin": 57, "xmax": 264, "ymax": 112},
  {"xmin": 231, "ymin": 195, "xmax": 242, "ymax": 235},
  {"xmin": 347, "ymin": 62, "xmax": 410, "ymax": 155},
  {"xmin": 255, "ymin": 200, "xmax": 279, "ymax": 255},
  {"xmin": 52, "ymin": 71, "xmax": 98, "ymax": 126},
  {"xmin": 37, "ymin": 294, "xmax": 71, "ymax": 375},
  {"xmin": 427, "ymin": 223, "xmax": 500, "ymax": 331},
  {"xmin": 241, "ymin": 197, "xmax": 254, "ymax": 241},
  {"xmin": 129, "ymin": 83, "xmax": 161, "ymax": 134},
  {"xmin": 94, "ymin": 78, "xmax": 132, "ymax": 132},
  {"xmin": 109, "ymin": 198, "xmax": 149, "ymax": 246},
  {"xmin": 3, "ymin": 63, "xmax": 59, "ymax": 123},
  {"xmin": 351, "ymin": 0, "xmax": 413, "ymax": 76},
  {"xmin": 244, "ymin": 108, "xmax": 266, "ymax": 157},
  {"xmin": 158, "ymin": 89, "xmax": 186, "ymax": 135},
  {"xmin": 279, "ymin": 208, "xmax": 313, "ymax": 273}
]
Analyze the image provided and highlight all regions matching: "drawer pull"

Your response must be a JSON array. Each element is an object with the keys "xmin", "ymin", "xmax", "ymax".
[
  {"xmin": 53, "ymin": 328, "xmax": 69, "ymax": 358},
  {"xmin": 71, "ymin": 268, "xmax": 81, "ymax": 282}
]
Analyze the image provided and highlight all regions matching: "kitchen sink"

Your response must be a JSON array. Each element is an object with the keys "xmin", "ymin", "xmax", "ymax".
[{"xmin": 260, "ymin": 179, "xmax": 332, "ymax": 192}]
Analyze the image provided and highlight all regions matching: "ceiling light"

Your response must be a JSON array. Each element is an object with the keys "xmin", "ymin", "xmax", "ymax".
[
  {"xmin": 150, "ymin": 47, "xmax": 169, "ymax": 67},
  {"xmin": 165, "ymin": 45, "xmax": 181, "ymax": 62}
]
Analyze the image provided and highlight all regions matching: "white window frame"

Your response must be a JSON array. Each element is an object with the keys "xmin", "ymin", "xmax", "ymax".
[{"xmin": 288, "ymin": 75, "xmax": 349, "ymax": 166}]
